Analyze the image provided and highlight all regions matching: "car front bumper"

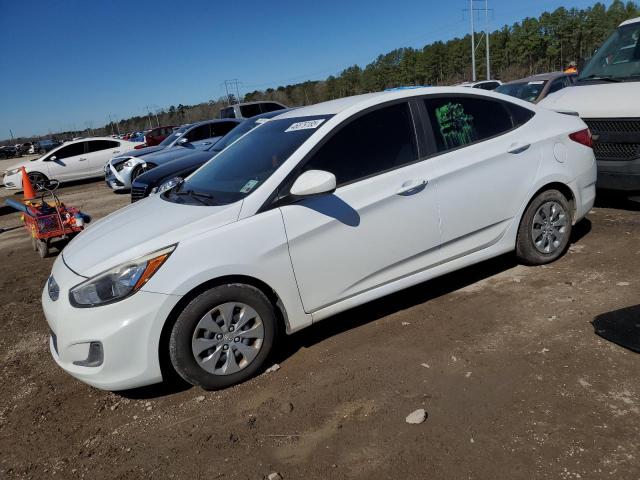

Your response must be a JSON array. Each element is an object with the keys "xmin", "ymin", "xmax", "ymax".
[
  {"xmin": 2, "ymin": 172, "xmax": 21, "ymax": 189},
  {"xmin": 104, "ymin": 161, "xmax": 137, "ymax": 191},
  {"xmin": 42, "ymin": 257, "xmax": 182, "ymax": 391}
]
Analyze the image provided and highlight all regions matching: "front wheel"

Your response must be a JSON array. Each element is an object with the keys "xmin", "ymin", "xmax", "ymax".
[
  {"xmin": 516, "ymin": 189, "xmax": 573, "ymax": 265},
  {"xmin": 169, "ymin": 284, "xmax": 278, "ymax": 390},
  {"xmin": 27, "ymin": 172, "xmax": 48, "ymax": 191}
]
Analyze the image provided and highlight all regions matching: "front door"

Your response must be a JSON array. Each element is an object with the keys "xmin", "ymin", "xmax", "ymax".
[
  {"xmin": 46, "ymin": 141, "xmax": 89, "ymax": 181},
  {"xmin": 86, "ymin": 140, "xmax": 122, "ymax": 176},
  {"xmin": 280, "ymin": 101, "xmax": 442, "ymax": 313}
]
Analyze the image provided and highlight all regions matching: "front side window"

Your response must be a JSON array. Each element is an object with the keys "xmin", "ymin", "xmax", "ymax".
[
  {"xmin": 579, "ymin": 22, "xmax": 640, "ymax": 81},
  {"xmin": 210, "ymin": 121, "xmax": 238, "ymax": 138},
  {"xmin": 185, "ymin": 125, "xmax": 211, "ymax": 142},
  {"xmin": 219, "ymin": 107, "xmax": 235, "ymax": 119},
  {"xmin": 424, "ymin": 96, "xmax": 513, "ymax": 152},
  {"xmin": 167, "ymin": 115, "xmax": 331, "ymax": 205},
  {"xmin": 53, "ymin": 142, "xmax": 85, "ymax": 160},
  {"xmin": 302, "ymin": 102, "xmax": 418, "ymax": 186},
  {"xmin": 159, "ymin": 125, "xmax": 189, "ymax": 146}
]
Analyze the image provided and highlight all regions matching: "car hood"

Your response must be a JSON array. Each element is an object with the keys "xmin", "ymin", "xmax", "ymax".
[
  {"xmin": 120, "ymin": 144, "xmax": 166, "ymax": 158},
  {"xmin": 62, "ymin": 194, "xmax": 242, "ymax": 278},
  {"xmin": 539, "ymin": 83, "xmax": 640, "ymax": 118},
  {"xmin": 135, "ymin": 150, "xmax": 216, "ymax": 185}
]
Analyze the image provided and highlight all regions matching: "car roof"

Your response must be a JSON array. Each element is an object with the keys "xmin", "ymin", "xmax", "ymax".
[
  {"xmin": 503, "ymin": 72, "xmax": 572, "ymax": 84},
  {"xmin": 620, "ymin": 17, "xmax": 640, "ymax": 26},
  {"xmin": 272, "ymin": 87, "xmax": 522, "ymax": 120}
]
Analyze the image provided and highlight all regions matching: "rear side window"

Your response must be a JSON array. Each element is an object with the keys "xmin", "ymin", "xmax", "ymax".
[
  {"xmin": 424, "ymin": 96, "xmax": 514, "ymax": 152},
  {"xmin": 240, "ymin": 104, "xmax": 262, "ymax": 118},
  {"xmin": 87, "ymin": 140, "xmax": 118, "ymax": 152},
  {"xmin": 505, "ymin": 102, "xmax": 535, "ymax": 128},
  {"xmin": 55, "ymin": 142, "xmax": 85, "ymax": 159},
  {"xmin": 547, "ymin": 79, "xmax": 566, "ymax": 94},
  {"xmin": 303, "ymin": 102, "xmax": 419, "ymax": 186}
]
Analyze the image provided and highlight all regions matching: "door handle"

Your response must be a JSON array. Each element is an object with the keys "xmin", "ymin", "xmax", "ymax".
[
  {"xmin": 507, "ymin": 143, "xmax": 531, "ymax": 154},
  {"xmin": 397, "ymin": 180, "xmax": 428, "ymax": 196},
  {"xmin": 79, "ymin": 158, "xmax": 87, "ymax": 161},
  {"xmin": 113, "ymin": 150, "xmax": 120, "ymax": 153}
]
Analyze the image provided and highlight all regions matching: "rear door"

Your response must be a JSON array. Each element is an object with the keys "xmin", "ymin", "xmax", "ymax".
[
  {"xmin": 279, "ymin": 101, "xmax": 442, "ymax": 313},
  {"xmin": 86, "ymin": 140, "xmax": 121, "ymax": 175},
  {"xmin": 46, "ymin": 141, "xmax": 89, "ymax": 181},
  {"xmin": 420, "ymin": 95, "xmax": 540, "ymax": 261}
]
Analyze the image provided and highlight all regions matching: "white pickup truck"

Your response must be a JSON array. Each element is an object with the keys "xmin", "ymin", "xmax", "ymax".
[{"xmin": 540, "ymin": 17, "xmax": 640, "ymax": 196}]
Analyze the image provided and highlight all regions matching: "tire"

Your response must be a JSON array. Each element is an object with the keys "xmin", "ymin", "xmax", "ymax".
[
  {"xmin": 131, "ymin": 164, "xmax": 150, "ymax": 182},
  {"xmin": 169, "ymin": 284, "xmax": 278, "ymax": 390},
  {"xmin": 37, "ymin": 239, "xmax": 49, "ymax": 259},
  {"xmin": 27, "ymin": 172, "xmax": 48, "ymax": 191},
  {"xmin": 516, "ymin": 189, "xmax": 572, "ymax": 265}
]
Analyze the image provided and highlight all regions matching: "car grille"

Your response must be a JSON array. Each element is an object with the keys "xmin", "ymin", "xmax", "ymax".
[
  {"xmin": 131, "ymin": 183, "xmax": 149, "ymax": 203},
  {"xmin": 593, "ymin": 142, "xmax": 640, "ymax": 161},
  {"xmin": 584, "ymin": 119, "xmax": 640, "ymax": 134},
  {"xmin": 583, "ymin": 118, "xmax": 640, "ymax": 162}
]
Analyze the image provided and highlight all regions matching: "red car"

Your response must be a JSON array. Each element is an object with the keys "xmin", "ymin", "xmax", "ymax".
[{"xmin": 144, "ymin": 126, "xmax": 177, "ymax": 147}]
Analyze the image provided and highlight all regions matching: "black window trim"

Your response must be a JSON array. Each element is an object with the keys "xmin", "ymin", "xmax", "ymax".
[
  {"xmin": 259, "ymin": 98, "xmax": 427, "ymax": 213},
  {"xmin": 415, "ymin": 92, "xmax": 536, "ymax": 160}
]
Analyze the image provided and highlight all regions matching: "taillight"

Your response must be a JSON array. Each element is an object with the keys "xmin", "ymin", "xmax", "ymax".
[{"xmin": 569, "ymin": 129, "xmax": 593, "ymax": 148}]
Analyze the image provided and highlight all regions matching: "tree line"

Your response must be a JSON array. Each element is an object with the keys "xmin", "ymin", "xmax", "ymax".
[{"xmin": 5, "ymin": 0, "xmax": 639, "ymax": 145}]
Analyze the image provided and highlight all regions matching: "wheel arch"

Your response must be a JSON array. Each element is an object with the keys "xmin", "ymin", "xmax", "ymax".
[
  {"xmin": 157, "ymin": 274, "xmax": 289, "ymax": 381},
  {"xmin": 528, "ymin": 181, "xmax": 576, "ymax": 220}
]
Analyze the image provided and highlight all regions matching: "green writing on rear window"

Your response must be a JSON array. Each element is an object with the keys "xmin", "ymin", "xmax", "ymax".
[{"xmin": 435, "ymin": 103, "xmax": 475, "ymax": 149}]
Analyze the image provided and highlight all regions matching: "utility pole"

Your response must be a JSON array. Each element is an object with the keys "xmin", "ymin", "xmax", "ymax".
[
  {"xmin": 470, "ymin": 0, "xmax": 476, "ymax": 82},
  {"xmin": 144, "ymin": 106, "xmax": 153, "ymax": 129},
  {"xmin": 223, "ymin": 79, "xmax": 242, "ymax": 104},
  {"xmin": 9, "ymin": 129, "xmax": 14, "ymax": 141},
  {"xmin": 465, "ymin": 0, "xmax": 493, "ymax": 81},
  {"xmin": 485, "ymin": 0, "xmax": 490, "ymax": 80}
]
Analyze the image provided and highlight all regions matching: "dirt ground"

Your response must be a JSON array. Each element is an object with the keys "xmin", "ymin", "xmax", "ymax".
[{"xmin": 0, "ymin": 180, "xmax": 639, "ymax": 479}]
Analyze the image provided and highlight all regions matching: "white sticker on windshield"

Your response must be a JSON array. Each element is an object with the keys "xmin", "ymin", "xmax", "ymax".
[
  {"xmin": 285, "ymin": 119, "xmax": 325, "ymax": 132},
  {"xmin": 528, "ymin": 81, "xmax": 544, "ymax": 85},
  {"xmin": 240, "ymin": 179, "xmax": 259, "ymax": 193},
  {"xmin": 255, "ymin": 118, "xmax": 270, "ymax": 124}
]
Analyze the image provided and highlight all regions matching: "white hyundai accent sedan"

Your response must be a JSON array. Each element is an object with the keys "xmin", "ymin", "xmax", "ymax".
[{"xmin": 42, "ymin": 87, "xmax": 596, "ymax": 391}]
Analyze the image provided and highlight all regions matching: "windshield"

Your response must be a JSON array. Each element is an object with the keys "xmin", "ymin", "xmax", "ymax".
[
  {"xmin": 495, "ymin": 81, "xmax": 546, "ymax": 102},
  {"xmin": 579, "ymin": 22, "xmax": 640, "ymax": 81},
  {"xmin": 165, "ymin": 115, "xmax": 331, "ymax": 206},
  {"xmin": 158, "ymin": 126, "xmax": 186, "ymax": 147},
  {"xmin": 209, "ymin": 118, "xmax": 270, "ymax": 153}
]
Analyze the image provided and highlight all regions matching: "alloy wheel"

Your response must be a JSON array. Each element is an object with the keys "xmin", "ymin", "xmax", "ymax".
[
  {"xmin": 531, "ymin": 201, "xmax": 567, "ymax": 254},
  {"xmin": 191, "ymin": 302, "xmax": 265, "ymax": 375}
]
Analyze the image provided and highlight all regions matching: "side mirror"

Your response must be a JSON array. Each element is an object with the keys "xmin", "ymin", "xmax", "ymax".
[
  {"xmin": 177, "ymin": 137, "xmax": 189, "ymax": 145},
  {"xmin": 290, "ymin": 170, "xmax": 336, "ymax": 197}
]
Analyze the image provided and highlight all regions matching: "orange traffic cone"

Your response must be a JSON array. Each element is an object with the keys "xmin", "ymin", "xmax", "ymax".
[{"xmin": 20, "ymin": 167, "xmax": 37, "ymax": 201}]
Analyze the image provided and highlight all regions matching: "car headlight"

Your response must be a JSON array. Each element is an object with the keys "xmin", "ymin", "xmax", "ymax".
[
  {"xmin": 123, "ymin": 159, "xmax": 137, "ymax": 169},
  {"xmin": 69, "ymin": 245, "xmax": 176, "ymax": 308},
  {"xmin": 48, "ymin": 276, "xmax": 60, "ymax": 301},
  {"xmin": 155, "ymin": 177, "xmax": 183, "ymax": 195},
  {"xmin": 5, "ymin": 168, "xmax": 20, "ymax": 176}
]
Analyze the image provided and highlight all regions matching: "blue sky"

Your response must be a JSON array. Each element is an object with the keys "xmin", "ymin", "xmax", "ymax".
[{"xmin": 0, "ymin": 0, "xmax": 615, "ymax": 138}]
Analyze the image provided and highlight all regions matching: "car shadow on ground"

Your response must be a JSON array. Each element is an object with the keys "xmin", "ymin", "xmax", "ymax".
[
  {"xmin": 277, "ymin": 218, "xmax": 591, "ymax": 363},
  {"xmin": 117, "ymin": 218, "xmax": 592, "ymax": 400},
  {"xmin": 592, "ymin": 305, "xmax": 640, "ymax": 353}
]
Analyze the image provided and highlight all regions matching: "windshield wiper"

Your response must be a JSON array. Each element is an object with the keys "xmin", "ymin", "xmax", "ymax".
[
  {"xmin": 174, "ymin": 189, "xmax": 215, "ymax": 205},
  {"xmin": 577, "ymin": 74, "xmax": 622, "ymax": 83}
]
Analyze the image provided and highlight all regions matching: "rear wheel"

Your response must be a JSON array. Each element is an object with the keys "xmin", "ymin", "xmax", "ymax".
[
  {"xmin": 516, "ymin": 189, "xmax": 572, "ymax": 265},
  {"xmin": 36, "ymin": 239, "xmax": 49, "ymax": 259},
  {"xmin": 169, "ymin": 284, "xmax": 278, "ymax": 390}
]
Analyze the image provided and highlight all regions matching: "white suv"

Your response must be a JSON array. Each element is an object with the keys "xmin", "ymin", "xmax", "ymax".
[{"xmin": 43, "ymin": 87, "xmax": 596, "ymax": 391}]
